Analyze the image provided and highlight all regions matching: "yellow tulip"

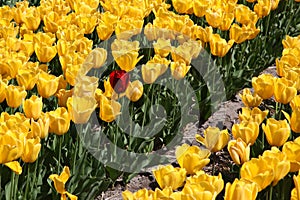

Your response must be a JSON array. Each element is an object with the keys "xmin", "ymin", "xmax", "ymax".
[
  {"xmin": 22, "ymin": 7, "xmax": 41, "ymax": 31},
  {"xmin": 33, "ymin": 32, "xmax": 56, "ymax": 46},
  {"xmin": 262, "ymin": 147, "xmax": 290, "ymax": 186},
  {"xmin": 175, "ymin": 144, "xmax": 210, "ymax": 174},
  {"xmin": 196, "ymin": 126, "xmax": 230, "ymax": 152},
  {"xmin": 122, "ymin": 188, "xmax": 154, "ymax": 200},
  {"xmin": 153, "ymin": 38, "xmax": 172, "ymax": 58},
  {"xmin": 234, "ymin": 4, "xmax": 258, "ymax": 25},
  {"xmin": 21, "ymin": 137, "xmax": 41, "ymax": 163},
  {"xmin": 75, "ymin": 14, "xmax": 98, "ymax": 34},
  {"xmin": 283, "ymin": 69, "xmax": 300, "ymax": 90},
  {"xmin": 254, "ymin": 0, "xmax": 272, "ymax": 18},
  {"xmin": 224, "ymin": 178, "xmax": 258, "ymax": 200},
  {"xmin": 283, "ymin": 107, "xmax": 300, "ymax": 134},
  {"xmin": 229, "ymin": 23, "xmax": 259, "ymax": 44},
  {"xmin": 0, "ymin": 78, "xmax": 8, "ymax": 103},
  {"xmin": 205, "ymin": 8, "xmax": 222, "ymax": 29},
  {"xmin": 0, "ymin": 59, "xmax": 23, "ymax": 80},
  {"xmin": 56, "ymin": 89, "xmax": 73, "ymax": 107},
  {"xmin": 193, "ymin": 0, "xmax": 210, "ymax": 17},
  {"xmin": 228, "ymin": 138, "xmax": 250, "ymax": 165},
  {"xmin": 209, "ymin": 34, "xmax": 234, "ymax": 57},
  {"xmin": 16, "ymin": 67, "xmax": 39, "ymax": 90},
  {"xmin": 5, "ymin": 85, "xmax": 27, "ymax": 108},
  {"xmin": 291, "ymin": 95, "xmax": 300, "ymax": 110},
  {"xmin": 34, "ymin": 43, "xmax": 57, "ymax": 63},
  {"xmin": 142, "ymin": 62, "xmax": 165, "ymax": 84},
  {"xmin": 153, "ymin": 164, "xmax": 187, "ymax": 190},
  {"xmin": 252, "ymin": 74, "xmax": 275, "ymax": 99},
  {"xmin": 125, "ymin": 80, "xmax": 143, "ymax": 102},
  {"xmin": 240, "ymin": 156, "xmax": 274, "ymax": 191},
  {"xmin": 170, "ymin": 60, "xmax": 191, "ymax": 80},
  {"xmin": 182, "ymin": 182, "xmax": 217, "ymax": 199},
  {"xmin": 48, "ymin": 107, "xmax": 71, "ymax": 135},
  {"xmin": 274, "ymin": 77, "xmax": 297, "ymax": 104},
  {"xmin": 153, "ymin": 187, "xmax": 174, "ymax": 199},
  {"xmin": 12, "ymin": 1, "xmax": 29, "ymax": 24},
  {"xmin": 99, "ymin": 95, "xmax": 121, "ymax": 122},
  {"xmin": 232, "ymin": 121, "xmax": 259, "ymax": 145},
  {"xmin": 115, "ymin": 17, "xmax": 143, "ymax": 40},
  {"xmin": 4, "ymin": 161, "xmax": 22, "ymax": 175},
  {"xmin": 49, "ymin": 166, "xmax": 78, "ymax": 200},
  {"xmin": 238, "ymin": 107, "xmax": 268, "ymax": 125},
  {"xmin": 0, "ymin": 131, "xmax": 24, "ymax": 164},
  {"xmin": 96, "ymin": 20, "xmax": 115, "ymax": 41},
  {"xmin": 84, "ymin": 48, "xmax": 107, "ymax": 70},
  {"xmin": 37, "ymin": 71, "xmax": 60, "ymax": 98},
  {"xmin": 282, "ymin": 35, "xmax": 300, "ymax": 49},
  {"xmin": 172, "ymin": 0, "xmax": 193, "ymax": 13},
  {"xmin": 56, "ymin": 25, "xmax": 85, "ymax": 41},
  {"xmin": 262, "ymin": 118, "xmax": 290, "ymax": 147},
  {"xmin": 111, "ymin": 39, "xmax": 143, "ymax": 72},
  {"xmin": 43, "ymin": 11, "xmax": 60, "ymax": 33},
  {"xmin": 291, "ymin": 171, "xmax": 300, "ymax": 200},
  {"xmin": 186, "ymin": 171, "xmax": 224, "ymax": 194},
  {"xmin": 283, "ymin": 140, "xmax": 300, "ymax": 172},
  {"xmin": 73, "ymin": 75, "xmax": 98, "ymax": 97},
  {"xmin": 276, "ymin": 54, "xmax": 299, "ymax": 77},
  {"xmin": 29, "ymin": 116, "xmax": 49, "ymax": 139},
  {"xmin": 23, "ymin": 95, "xmax": 43, "ymax": 120},
  {"xmin": 239, "ymin": 88, "xmax": 263, "ymax": 107},
  {"xmin": 67, "ymin": 96, "xmax": 97, "ymax": 124}
]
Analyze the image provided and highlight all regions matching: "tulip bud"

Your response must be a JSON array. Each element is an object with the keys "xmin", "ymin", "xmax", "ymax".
[{"xmin": 228, "ymin": 138, "xmax": 250, "ymax": 165}]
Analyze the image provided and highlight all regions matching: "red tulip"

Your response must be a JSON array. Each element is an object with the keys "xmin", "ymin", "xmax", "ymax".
[{"xmin": 109, "ymin": 70, "xmax": 130, "ymax": 94}]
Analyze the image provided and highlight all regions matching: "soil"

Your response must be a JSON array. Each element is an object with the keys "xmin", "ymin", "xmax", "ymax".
[{"xmin": 96, "ymin": 66, "xmax": 277, "ymax": 200}]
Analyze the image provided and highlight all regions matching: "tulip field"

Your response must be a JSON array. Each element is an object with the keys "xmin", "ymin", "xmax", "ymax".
[{"xmin": 0, "ymin": 0, "xmax": 300, "ymax": 199}]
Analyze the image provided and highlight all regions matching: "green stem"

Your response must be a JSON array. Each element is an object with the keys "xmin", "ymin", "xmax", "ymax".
[
  {"xmin": 58, "ymin": 135, "xmax": 63, "ymax": 171},
  {"xmin": 24, "ymin": 164, "xmax": 31, "ymax": 200},
  {"xmin": 268, "ymin": 185, "xmax": 273, "ymax": 200}
]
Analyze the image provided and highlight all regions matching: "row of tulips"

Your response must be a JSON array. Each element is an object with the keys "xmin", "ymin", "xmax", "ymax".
[
  {"xmin": 122, "ymin": 33, "xmax": 300, "ymax": 199},
  {"xmin": 0, "ymin": 0, "xmax": 299, "ymax": 199}
]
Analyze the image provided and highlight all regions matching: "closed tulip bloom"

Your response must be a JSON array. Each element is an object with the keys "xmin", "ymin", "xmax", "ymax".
[
  {"xmin": 284, "ymin": 69, "xmax": 300, "ymax": 91},
  {"xmin": 228, "ymin": 138, "xmax": 250, "ymax": 165},
  {"xmin": 254, "ymin": 0, "xmax": 271, "ymax": 18},
  {"xmin": 49, "ymin": 166, "xmax": 78, "ymax": 200},
  {"xmin": 115, "ymin": 18, "xmax": 143, "ymax": 40},
  {"xmin": 29, "ymin": 116, "xmax": 49, "ymax": 139},
  {"xmin": 283, "ymin": 141, "xmax": 300, "ymax": 172},
  {"xmin": 0, "ymin": 131, "xmax": 24, "ymax": 164},
  {"xmin": 5, "ymin": 85, "xmax": 27, "ymax": 108},
  {"xmin": 224, "ymin": 178, "xmax": 258, "ymax": 200},
  {"xmin": 37, "ymin": 71, "xmax": 59, "ymax": 98},
  {"xmin": 16, "ymin": 67, "xmax": 39, "ymax": 90},
  {"xmin": 99, "ymin": 95, "xmax": 121, "ymax": 122},
  {"xmin": 96, "ymin": 20, "xmax": 115, "ymax": 41},
  {"xmin": 67, "ymin": 96, "xmax": 97, "ymax": 124},
  {"xmin": 4, "ymin": 161, "xmax": 22, "ymax": 175},
  {"xmin": 34, "ymin": 43, "xmax": 57, "ymax": 63},
  {"xmin": 262, "ymin": 118, "xmax": 290, "ymax": 147},
  {"xmin": 142, "ymin": 62, "xmax": 165, "ymax": 84},
  {"xmin": 252, "ymin": 74, "xmax": 275, "ymax": 99},
  {"xmin": 192, "ymin": 26, "xmax": 213, "ymax": 43},
  {"xmin": 274, "ymin": 77, "xmax": 297, "ymax": 104},
  {"xmin": 23, "ymin": 95, "xmax": 43, "ymax": 120},
  {"xmin": 240, "ymin": 156, "xmax": 274, "ymax": 191},
  {"xmin": 196, "ymin": 126, "xmax": 230, "ymax": 152},
  {"xmin": 205, "ymin": 8, "xmax": 222, "ymax": 28},
  {"xmin": 176, "ymin": 144, "xmax": 210, "ymax": 174},
  {"xmin": 262, "ymin": 147, "xmax": 290, "ymax": 186},
  {"xmin": 43, "ymin": 11, "xmax": 60, "ymax": 33},
  {"xmin": 238, "ymin": 107, "xmax": 268, "ymax": 125},
  {"xmin": 153, "ymin": 164, "xmax": 187, "ymax": 190},
  {"xmin": 153, "ymin": 38, "xmax": 172, "ymax": 58},
  {"xmin": 48, "ymin": 107, "xmax": 70, "ymax": 135},
  {"xmin": 0, "ymin": 59, "xmax": 23, "ymax": 80},
  {"xmin": 153, "ymin": 187, "xmax": 174, "ymax": 199},
  {"xmin": 126, "ymin": 80, "xmax": 143, "ymax": 102},
  {"xmin": 283, "ymin": 106, "xmax": 300, "ymax": 134},
  {"xmin": 239, "ymin": 88, "xmax": 263, "ymax": 107},
  {"xmin": 21, "ymin": 137, "xmax": 41, "ymax": 163},
  {"xmin": 229, "ymin": 24, "xmax": 251, "ymax": 44},
  {"xmin": 209, "ymin": 34, "xmax": 234, "ymax": 57},
  {"xmin": 0, "ymin": 78, "xmax": 8, "ymax": 103},
  {"xmin": 291, "ymin": 95, "xmax": 300, "ymax": 110},
  {"xmin": 291, "ymin": 172, "xmax": 300, "ymax": 200},
  {"xmin": 232, "ymin": 121, "xmax": 259, "ymax": 145},
  {"xmin": 84, "ymin": 48, "xmax": 107, "ymax": 69},
  {"xmin": 170, "ymin": 60, "xmax": 191, "ymax": 80}
]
